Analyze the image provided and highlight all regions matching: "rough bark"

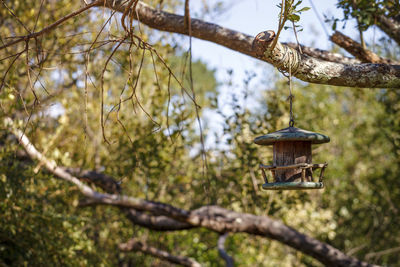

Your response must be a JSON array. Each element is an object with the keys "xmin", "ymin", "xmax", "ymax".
[
  {"xmin": 330, "ymin": 31, "xmax": 395, "ymax": 64},
  {"xmin": 6, "ymin": 117, "xmax": 378, "ymax": 267},
  {"xmin": 99, "ymin": 0, "xmax": 400, "ymax": 88},
  {"xmin": 124, "ymin": 209, "xmax": 193, "ymax": 231},
  {"xmin": 119, "ymin": 238, "xmax": 202, "ymax": 267},
  {"xmin": 286, "ymin": 42, "xmax": 361, "ymax": 64},
  {"xmin": 63, "ymin": 167, "xmax": 122, "ymax": 193}
]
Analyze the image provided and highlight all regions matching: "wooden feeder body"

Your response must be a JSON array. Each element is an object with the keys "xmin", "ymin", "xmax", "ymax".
[
  {"xmin": 273, "ymin": 141, "xmax": 312, "ymax": 182},
  {"xmin": 254, "ymin": 127, "xmax": 330, "ymax": 190}
]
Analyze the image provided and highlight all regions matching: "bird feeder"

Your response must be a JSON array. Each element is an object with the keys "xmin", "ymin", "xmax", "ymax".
[{"xmin": 254, "ymin": 126, "xmax": 330, "ymax": 190}]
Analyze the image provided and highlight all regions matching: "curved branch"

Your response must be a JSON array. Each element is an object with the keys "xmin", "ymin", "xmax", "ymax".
[
  {"xmin": 330, "ymin": 31, "xmax": 396, "ymax": 64},
  {"xmin": 253, "ymin": 31, "xmax": 400, "ymax": 88},
  {"xmin": 120, "ymin": 238, "xmax": 201, "ymax": 267},
  {"xmin": 125, "ymin": 209, "xmax": 193, "ymax": 231},
  {"xmin": 61, "ymin": 166, "xmax": 192, "ymax": 231},
  {"xmin": 63, "ymin": 167, "xmax": 122, "ymax": 193},
  {"xmin": 7, "ymin": 117, "xmax": 378, "ymax": 267},
  {"xmin": 100, "ymin": 0, "xmax": 400, "ymax": 88}
]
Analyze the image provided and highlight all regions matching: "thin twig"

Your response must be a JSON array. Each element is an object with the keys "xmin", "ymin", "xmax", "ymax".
[{"xmin": 0, "ymin": 1, "xmax": 101, "ymax": 50}]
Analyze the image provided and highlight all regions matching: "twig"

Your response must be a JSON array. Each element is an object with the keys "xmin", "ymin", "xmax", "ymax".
[
  {"xmin": 120, "ymin": 238, "xmax": 201, "ymax": 267},
  {"xmin": 0, "ymin": 1, "xmax": 101, "ymax": 50},
  {"xmin": 365, "ymin": 246, "xmax": 400, "ymax": 261}
]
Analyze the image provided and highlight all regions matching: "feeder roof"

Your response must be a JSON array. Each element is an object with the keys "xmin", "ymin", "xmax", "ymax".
[{"xmin": 254, "ymin": 127, "xmax": 330, "ymax": 146}]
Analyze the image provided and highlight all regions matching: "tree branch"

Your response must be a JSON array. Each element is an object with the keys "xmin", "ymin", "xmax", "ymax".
[
  {"xmin": 330, "ymin": 31, "xmax": 396, "ymax": 64},
  {"xmin": 119, "ymin": 238, "xmax": 201, "ymax": 267},
  {"xmin": 124, "ymin": 209, "xmax": 193, "ymax": 231},
  {"xmin": 63, "ymin": 167, "xmax": 122, "ymax": 193},
  {"xmin": 376, "ymin": 15, "xmax": 400, "ymax": 46},
  {"xmin": 6, "ymin": 117, "xmax": 378, "ymax": 267},
  {"xmin": 253, "ymin": 31, "xmax": 400, "ymax": 88},
  {"xmin": 285, "ymin": 42, "xmax": 361, "ymax": 64},
  {"xmin": 99, "ymin": 0, "xmax": 400, "ymax": 88},
  {"xmin": 61, "ymin": 165, "xmax": 193, "ymax": 231},
  {"xmin": 218, "ymin": 233, "xmax": 234, "ymax": 267}
]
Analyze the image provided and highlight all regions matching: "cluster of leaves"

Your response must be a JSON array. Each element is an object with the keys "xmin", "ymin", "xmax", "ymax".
[
  {"xmin": 278, "ymin": 0, "xmax": 310, "ymax": 31},
  {"xmin": 331, "ymin": 0, "xmax": 400, "ymax": 31}
]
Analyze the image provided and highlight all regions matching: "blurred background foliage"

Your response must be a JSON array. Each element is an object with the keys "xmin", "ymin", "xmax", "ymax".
[{"xmin": 1, "ymin": 0, "xmax": 400, "ymax": 266}]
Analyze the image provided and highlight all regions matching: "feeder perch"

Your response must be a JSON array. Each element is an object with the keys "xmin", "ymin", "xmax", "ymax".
[{"xmin": 254, "ymin": 126, "xmax": 330, "ymax": 190}]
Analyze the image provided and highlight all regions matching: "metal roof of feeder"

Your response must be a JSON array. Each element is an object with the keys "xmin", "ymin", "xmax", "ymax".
[{"xmin": 254, "ymin": 126, "xmax": 330, "ymax": 146}]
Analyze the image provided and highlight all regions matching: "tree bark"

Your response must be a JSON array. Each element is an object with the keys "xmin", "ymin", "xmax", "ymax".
[
  {"xmin": 286, "ymin": 42, "xmax": 361, "ymax": 64},
  {"xmin": 330, "ymin": 31, "xmax": 395, "ymax": 64},
  {"xmin": 253, "ymin": 31, "xmax": 400, "ymax": 88}
]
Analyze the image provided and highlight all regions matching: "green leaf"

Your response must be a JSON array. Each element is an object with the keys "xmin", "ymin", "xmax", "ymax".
[
  {"xmin": 298, "ymin": 6, "xmax": 311, "ymax": 12},
  {"xmin": 288, "ymin": 14, "xmax": 300, "ymax": 22}
]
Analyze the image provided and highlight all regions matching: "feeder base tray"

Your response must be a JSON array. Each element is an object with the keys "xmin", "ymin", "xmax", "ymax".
[{"xmin": 262, "ymin": 182, "xmax": 324, "ymax": 190}]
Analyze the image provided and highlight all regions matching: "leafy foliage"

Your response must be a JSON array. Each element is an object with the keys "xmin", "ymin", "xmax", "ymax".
[{"xmin": 0, "ymin": 0, "xmax": 399, "ymax": 266}]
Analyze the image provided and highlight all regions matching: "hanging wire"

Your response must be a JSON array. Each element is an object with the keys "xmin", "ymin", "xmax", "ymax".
[{"xmin": 288, "ymin": 65, "xmax": 295, "ymax": 128}]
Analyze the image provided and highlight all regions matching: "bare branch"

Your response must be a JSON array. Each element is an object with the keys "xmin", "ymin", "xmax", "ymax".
[
  {"xmin": 6, "ymin": 117, "xmax": 378, "ymax": 267},
  {"xmin": 330, "ymin": 31, "xmax": 396, "ymax": 64},
  {"xmin": 286, "ymin": 42, "xmax": 361, "ymax": 64},
  {"xmin": 3, "ymin": 0, "xmax": 398, "ymax": 88},
  {"xmin": 376, "ymin": 15, "xmax": 400, "ymax": 46},
  {"xmin": 119, "ymin": 238, "xmax": 202, "ymax": 267},
  {"xmin": 63, "ymin": 167, "xmax": 122, "ymax": 193},
  {"xmin": 365, "ymin": 246, "xmax": 400, "ymax": 261},
  {"xmin": 100, "ymin": 0, "xmax": 400, "ymax": 88},
  {"xmin": 218, "ymin": 233, "xmax": 234, "ymax": 267},
  {"xmin": 61, "ymin": 166, "xmax": 192, "ymax": 231},
  {"xmin": 124, "ymin": 209, "xmax": 193, "ymax": 231},
  {"xmin": 253, "ymin": 31, "xmax": 400, "ymax": 88}
]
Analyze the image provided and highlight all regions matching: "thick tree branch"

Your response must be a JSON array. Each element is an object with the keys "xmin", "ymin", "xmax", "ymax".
[
  {"xmin": 253, "ymin": 31, "xmax": 400, "ymax": 88},
  {"xmin": 3, "ymin": 0, "xmax": 397, "ymax": 88},
  {"xmin": 99, "ymin": 0, "xmax": 400, "ymax": 88},
  {"xmin": 376, "ymin": 15, "xmax": 400, "ymax": 46},
  {"xmin": 63, "ymin": 167, "xmax": 122, "ymax": 193},
  {"xmin": 124, "ymin": 209, "xmax": 193, "ymax": 231},
  {"xmin": 119, "ymin": 238, "xmax": 201, "ymax": 267},
  {"xmin": 286, "ymin": 42, "xmax": 361, "ymax": 64},
  {"xmin": 218, "ymin": 233, "xmax": 234, "ymax": 267},
  {"xmin": 6, "ymin": 117, "xmax": 378, "ymax": 267},
  {"xmin": 330, "ymin": 31, "xmax": 395, "ymax": 64},
  {"xmin": 64, "ymin": 167, "xmax": 193, "ymax": 231}
]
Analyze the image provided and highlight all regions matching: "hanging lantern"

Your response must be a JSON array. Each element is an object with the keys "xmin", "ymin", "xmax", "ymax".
[{"xmin": 254, "ymin": 126, "xmax": 330, "ymax": 190}]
